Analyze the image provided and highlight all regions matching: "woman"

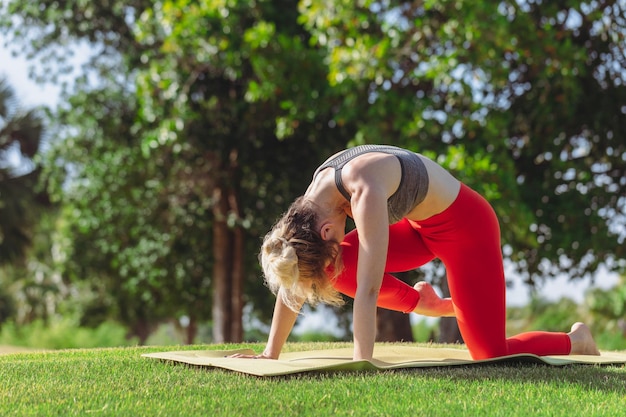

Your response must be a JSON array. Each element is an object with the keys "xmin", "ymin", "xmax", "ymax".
[{"xmin": 240, "ymin": 144, "xmax": 599, "ymax": 361}]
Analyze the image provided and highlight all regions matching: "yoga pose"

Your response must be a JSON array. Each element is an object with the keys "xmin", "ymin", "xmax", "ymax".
[{"xmin": 239, "ymin": 144, "xmax": 600, "ymax": 361}]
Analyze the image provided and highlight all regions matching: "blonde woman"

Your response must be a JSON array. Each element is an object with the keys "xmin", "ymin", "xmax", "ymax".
[{"xmin": 236, "ymin": 144, "xmax": 599, "ymax": 361}]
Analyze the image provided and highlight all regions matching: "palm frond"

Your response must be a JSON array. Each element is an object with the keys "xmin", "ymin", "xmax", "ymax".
[{"xmin": 0, "ymin": 77, "xmax": 16, "ymax": 119}]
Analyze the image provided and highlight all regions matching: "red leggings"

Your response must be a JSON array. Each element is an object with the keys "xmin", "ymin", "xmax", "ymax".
[{"xmin": 333, "ymin": 183, "xmax": 571, "ymax": 359}]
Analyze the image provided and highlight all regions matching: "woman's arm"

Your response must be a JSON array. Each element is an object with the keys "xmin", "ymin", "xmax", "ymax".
[
  {"xmin": 349, "ymin": 177, "xmax": 394, "ymax": 360},
  {"xmin": 344, "ymin": 153, "xmax": 403, "ymax": 361},
  {"xmin": 262, "ymin": 290, "xmax": 302, "ymax": 358},
  {"xmin": 231, "ymin": 288, "xmax": 301, "ymax": 359},
  {"xmin": 351, "ymin": 191, "xmax": 388, "ymax": 360}
]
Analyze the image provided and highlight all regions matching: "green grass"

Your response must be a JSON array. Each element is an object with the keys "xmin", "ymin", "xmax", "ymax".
[{"xmin": 1, "ymin": 343, "xmax": 625, "ymax": 417}]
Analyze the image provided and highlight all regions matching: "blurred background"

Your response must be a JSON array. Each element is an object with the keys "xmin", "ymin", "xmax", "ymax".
[{"xmin": 0, "ymin": 0, "xmax": 624, "ymax": 352}]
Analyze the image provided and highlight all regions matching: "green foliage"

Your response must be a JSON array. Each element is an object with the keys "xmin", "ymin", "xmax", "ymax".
[
  {"xmin": 299, "ymin": 0, "xmax": 626, "ymax": 284},
  {"xmin": 2, "ymin": 0, "xmax": 352, "ymax": 341},
  {"xmin": 0, "ymin": 318, "xmax": 135, "ymax": 349},
  {"xmin": 585, "ymin": 276, "xmax": 626, "ymax": 350},
  {"xmin": 1, "ymin": 0, "xmax": 625, "ymax": 343},
  {"xmin": 594, "ymin": 332, "xmax": 626, "ymax": 351},
  {"xmin": 412, "ymin": 319, "xmax": 438, "ymax": 343},
  {"xmin": 295, "ymin": 331, "xmax": 344, "ymax": 342},
  {"xmin": 587, "ymin": 283, "xmax": 626, "ymax": 321},
  {"xmin": 501, "ymin": 1, "xmax": 626, "ymax": 282},
  {"xmin": 132, "ymin": 0, "xmax": 352, "ymax": 337},
  {"xmin": 525, "ymin": 297, "xmax": 582, "ymax": 332},
  {"xmin": 0, "ymin": 344, "xmax": 625, "ymax": 416}
]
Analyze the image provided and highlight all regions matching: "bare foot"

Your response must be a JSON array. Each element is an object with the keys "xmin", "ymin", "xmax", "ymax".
[
  {"xmin": 568, "ymin": 322, "xmax": 600, "ymax": 355},
  {"xmin": 412, "ymin": 282, "xmax": 455, "ymax": 317}
]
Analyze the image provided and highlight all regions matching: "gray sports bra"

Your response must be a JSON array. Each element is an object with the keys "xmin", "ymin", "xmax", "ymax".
[{"xmin": 313, "ymin": 144, "xmax": 429, "ymax": 224}]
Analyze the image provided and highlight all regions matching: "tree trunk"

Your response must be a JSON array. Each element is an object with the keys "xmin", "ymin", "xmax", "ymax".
[
  {"xmin": 439, "ymin": 317, "xmax": 463, "ymax": 344},
  {"xmin": 211, "ymin": 149, "xmax": 244, "ymax": 343},
  {"xmin": 212, "ymin": 186, "xmax": 232, "ymax": 343},
  {"xmin": 438, "ymin": 273, "xmax": 463, "ymax": 344},
  {"xmin": 227, "ymin": 179, "xmax": 244, "ymax": 343},
  {"xmin": 186, "ymin": 315, "xmax": 198, "ymax": 345},
  {"xmin": 376, "ymin": 308, "xmax": 414, "ymax": 342},
  {"xmin": 130, "ymin": 317, "xmax": 155, "ymax": 346}
]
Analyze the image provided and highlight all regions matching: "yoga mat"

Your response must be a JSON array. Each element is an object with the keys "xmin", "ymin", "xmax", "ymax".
[{"xmin": 142, "ymin": 345, "xmax": 626, "ymax": 376}]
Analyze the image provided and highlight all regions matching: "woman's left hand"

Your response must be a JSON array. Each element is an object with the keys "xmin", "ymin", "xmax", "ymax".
[{"xmin": 227, "ymin": 352, "xmax": 276, "ymax": 360}]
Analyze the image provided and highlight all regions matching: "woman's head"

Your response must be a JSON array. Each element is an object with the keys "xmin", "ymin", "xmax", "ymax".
[{"xmin": 260, "ymin": 196, "xmax": 344, "ymax": 312}]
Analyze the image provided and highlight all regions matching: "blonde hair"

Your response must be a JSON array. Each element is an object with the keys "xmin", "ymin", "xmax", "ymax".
[{"xmin": 260, "ymin": 197, "xmax": 344, "ymax": 312}]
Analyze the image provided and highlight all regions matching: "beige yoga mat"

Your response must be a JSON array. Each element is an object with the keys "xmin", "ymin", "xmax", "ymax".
[{"xmin": 142, "ymin": 345, "xmax": 626, "ymax": 376}]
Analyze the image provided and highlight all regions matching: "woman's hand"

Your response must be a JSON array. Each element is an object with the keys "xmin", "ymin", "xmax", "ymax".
[
  {"xmin": 227, "ymin": 352, "xmax": 276, "ymax": 360},
  {"xmin": 413, "ymin": 281, "xmax": 456, "ymax": 317}
]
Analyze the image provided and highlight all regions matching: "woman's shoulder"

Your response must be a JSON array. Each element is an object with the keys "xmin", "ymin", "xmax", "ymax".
[{"xmin": 341, "ymin": 152, "xmax": 403, "ymax": 197}]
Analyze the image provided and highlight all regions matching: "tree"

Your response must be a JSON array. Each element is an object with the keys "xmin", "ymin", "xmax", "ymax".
[
  {"xmin": 298, "ymin": 0, "xmax": 626, "ymax": 281},
  {"xmin": 5, "ymin": 0, "xmax": 624, "ymax": 345},
  {"xmin": 586, "ymin": 276, "xmax": 626, "ymax": 333},
  {"xmin": 2, "ymin": 0, "xmax": 350, "ymax": 343},
  {"xmin": 298, "ymin": 0, "xmax": 625, "ymax": 339},
  {"xmin": 495, "ymin": 1, "xmax": 626, "ymax": 284},
  {"xmin": 0, "ymin": 77, "xmax": 47, "ymax": 326},
  {"xmin": 2, "ymin": 0, "xmax": 212, "ymax": 343},
  {"xmin": 133, "ymin": 0, "xmax": 352, "ymax": 342},
  {"xmin": 0, "ymin": 78, "xmax": 45, "ymax": 265}
]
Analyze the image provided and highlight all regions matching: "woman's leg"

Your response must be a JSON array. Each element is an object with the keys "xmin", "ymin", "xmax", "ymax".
[
  {"xmin": 334, "ymin": 219, "xmax": 435, "ymax": 313},
  {"xmin": 412, "ymin": 184, "xmax": 571, "ymax": 359}
]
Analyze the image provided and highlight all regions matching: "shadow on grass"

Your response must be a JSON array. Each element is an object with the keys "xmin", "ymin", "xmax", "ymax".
[{"xmin": 387, "ymin": 361, "xmax": 625, "ymax": 393}]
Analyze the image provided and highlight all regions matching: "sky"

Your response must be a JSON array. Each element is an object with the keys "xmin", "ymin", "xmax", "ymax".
[
  {"xmin": 0, "ymin": 48, "xmax": 60, "ymax": 108},
  {"xmin": 0, "ymin": 35, "xmax": 621, "ymax": 315}
]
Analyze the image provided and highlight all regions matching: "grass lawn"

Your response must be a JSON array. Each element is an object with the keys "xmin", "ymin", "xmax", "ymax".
[{"xmin": 1, "ymin": 342, "xmax": 625, "ymax": 417}]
